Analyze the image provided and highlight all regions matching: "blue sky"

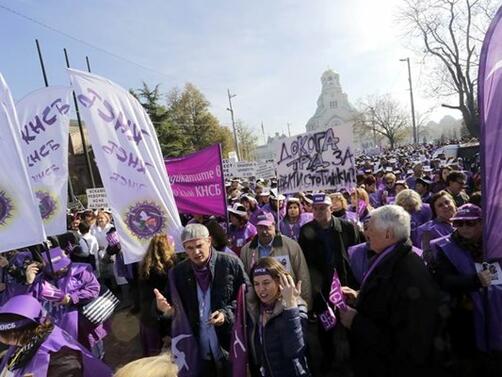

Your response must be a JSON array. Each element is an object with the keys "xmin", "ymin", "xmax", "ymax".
[{"xmin": 0, "ymin": 0, "xmax": 459, "ymax": 143}]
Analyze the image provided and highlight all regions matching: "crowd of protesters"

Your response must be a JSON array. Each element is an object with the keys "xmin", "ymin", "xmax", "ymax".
[{"xmin": 0, "ymin": 140, "xmax": 500, "ymax": 377}]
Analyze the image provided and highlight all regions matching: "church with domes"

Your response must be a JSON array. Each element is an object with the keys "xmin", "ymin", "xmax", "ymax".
[{"xmin": 305, "ymin": 69, "xmax": 357, "ymax": 132}]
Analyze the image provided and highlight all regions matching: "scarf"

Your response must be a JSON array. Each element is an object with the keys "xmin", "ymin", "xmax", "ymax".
[
  {"xmin": 451, "ymin": 230, "xmax": 484, "ymax": 263},
  {"xmin": 332, "ymin": 208, "xmax": 346, "ymax": 218},
  {"xmin": 191, "ymin": 251, "xmax": 212, "ymax": 293}
]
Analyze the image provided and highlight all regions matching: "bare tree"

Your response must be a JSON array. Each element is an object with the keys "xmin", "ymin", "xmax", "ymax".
[
  {"xmin": 354, "ymin": 95, "xmax": 411, "ymax": 149},
  {"xmin": 398, "ymin": 0, "xmax": 498, "ymax": 137},
  {"xmin": 235, "ymin": 120, "xmax": 259, "ymax": 161}
]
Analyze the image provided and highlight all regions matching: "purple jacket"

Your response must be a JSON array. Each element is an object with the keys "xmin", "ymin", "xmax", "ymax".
[
  {"xmin": 32, "ymin": 263, "xmax": 106, "ymax": 348},
  {"xmin": 0, "ymin": 325, "xmax": 112, "ymax": 376}
]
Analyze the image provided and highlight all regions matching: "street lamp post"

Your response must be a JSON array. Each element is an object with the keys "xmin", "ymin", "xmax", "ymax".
[
  {"xmin": 227, "ymin": 89, "xmax": 241, "ymax": 160},
  {"xmin": 400, "ymin": 57, "xmax": 417, "ymax": 144}
]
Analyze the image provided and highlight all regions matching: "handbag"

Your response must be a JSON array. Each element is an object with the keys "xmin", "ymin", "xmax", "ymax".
[{"xmin": 81, "ymin": 286, "xmax": 120, "ymax": 324}]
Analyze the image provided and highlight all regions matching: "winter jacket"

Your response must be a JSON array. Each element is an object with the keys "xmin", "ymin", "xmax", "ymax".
[
  {"xmin": 165, "ymin": 250, "xmax": 250, "ymax": 355},
  {"xmin": 349, "ymin": 239, "xmax": 441, "ymax": 377},
  {"xmin": 240, "ymin": 234, "xmax": 312, "ymax": 309},
  {"xmin": 247, "ymin": 290, "xmax": 311, "ymax": 377},
  {"xmin": 298, "ymin": 216, "xmax": 361, "ymax": 304}
]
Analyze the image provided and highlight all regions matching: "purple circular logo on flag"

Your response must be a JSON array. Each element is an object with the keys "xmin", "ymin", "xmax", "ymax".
[
  {"xmin": 125, "ymin": 201, "xmax": 166, "ymax": 239},
  {"xmin": 0, "ymin": 190, "xmax": 14, "ymax": 227},
  {"xmin": 35, "ymin": 191, "xmax": 57, "ymax": 221}
]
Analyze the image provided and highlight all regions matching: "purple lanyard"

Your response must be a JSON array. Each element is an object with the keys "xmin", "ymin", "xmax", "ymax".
[{"xmin": 360, "ymin": 245, "xmax": 396, "ymax": 288}]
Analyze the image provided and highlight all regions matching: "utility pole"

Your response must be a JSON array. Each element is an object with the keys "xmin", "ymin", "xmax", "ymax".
[
  {"xmin": 287, "ymin": 122, "xmax": 291, "ymax": 137},
  {"xmin": 400, "ymin": 57, "xmax": 417, "ymax": 144},
  {"xmin": 261, "ymin": 121, "xmax": 266, "ymax": 144},
  {"xmin": 226, "ymin": 89, "xmax": 240, "ymax": 160}
]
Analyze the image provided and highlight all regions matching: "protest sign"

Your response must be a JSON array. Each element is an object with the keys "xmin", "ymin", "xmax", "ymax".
[
  {"xmin": 255, "ymin": 161, "xmax": 276, "ymax": 179},
  {"xmin": 16, "ymin": 86, "xmax": 72, "ymax": 236},
  {"xmin": 86, "ymin": 187, "xmax": 109, "ymax": 209},
  {"xmin": 165, "ymin": 144, "xmax": 226, "ymax": 216},
  {"xmin": 0, "ymin": 73, "xmax": 46, "ymax": 252},
  {"xmin": 222, "ymin": 159, "xmax": 234, "ymax": 178},
  {"xmin": 275, "ymin": 127, "xmax": 356, "ymax": 194},
  {"xmin": 222, "ymin": 159, "xmax": 257, "ymax": 179},
  {"xmin": 68, "ymin": 68, "xmax": 183, "ymax": 263},
  {"xmin": 479, "ymin": 4, "xmax": 502, "ymax": 260}
]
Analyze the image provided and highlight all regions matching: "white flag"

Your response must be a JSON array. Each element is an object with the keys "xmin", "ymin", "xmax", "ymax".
[
  {"xmin": 67, "ymin": 69, "xmax": 182, "ymax": 263},
  {"xmin": 0, "ymin": 73, "xmax": 46, "ymax": 252},
  {"xmin": 16, "ymin": 86, "xmax": 72, "ymax": 236}
]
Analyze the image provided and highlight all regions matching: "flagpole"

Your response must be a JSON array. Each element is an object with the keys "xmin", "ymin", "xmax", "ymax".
[
  {"xmin": 35, "ymin": 40, "xmax": 77, "ymax": 203},
  {"xmin": 64, "ymin": 48, "xmax": 96, "ymax": 189},
  {"xmin": 218, "ymin": 144, "xmax": 230, "ymax": 229}
]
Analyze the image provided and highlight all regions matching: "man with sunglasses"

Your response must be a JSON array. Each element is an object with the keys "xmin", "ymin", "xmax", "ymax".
[
  {"xmin": 432, "ymin": 204, "xmax": 502, "ymax": 374},
  {"xmin": 445, "ymin": 171, "xmax": 470, "ymax": 208}
]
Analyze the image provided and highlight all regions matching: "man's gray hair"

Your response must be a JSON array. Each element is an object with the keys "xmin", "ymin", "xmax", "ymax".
[
  {"xmin": 181, "ymin": 223, "xmax": 210, "ymax": 244},
  {"xmin": 371, "ymin": 205, "xmax": 411, "ymax": 241}
]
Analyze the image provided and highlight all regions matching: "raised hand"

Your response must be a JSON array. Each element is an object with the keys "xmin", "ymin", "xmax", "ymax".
[
  {"xmin": 25, "ymin": 263, "xmax": 40, "ymax": 285},
  {"xmin": 154, "ymin": 288, "xmax": 174, "ymax": 317},
  {"xmin": 279, "ymin": 273, "xmax": 301, "ymax": 309}
]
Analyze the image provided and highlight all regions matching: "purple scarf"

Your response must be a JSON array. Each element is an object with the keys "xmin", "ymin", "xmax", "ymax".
[{"xmin": 191, "ymin": 252, "xmax": 212, "ymax": 292}]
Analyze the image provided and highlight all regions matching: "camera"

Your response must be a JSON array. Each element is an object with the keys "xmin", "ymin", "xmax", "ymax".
[{"xmin": 7, "ymin": 256, "xmax": 43, "ymax": 283}]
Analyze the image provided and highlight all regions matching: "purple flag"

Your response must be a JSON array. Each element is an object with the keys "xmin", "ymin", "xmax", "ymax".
[
  {"xmin": 169, "ymin": 270, "xmax": 200, "ymax": 377},
  {"xmin": 165, "ymin": 144, "xmax": 226, "ymax": 217},
  {"xmin": 328, "ymin": 269, "xmax": 347, "ymax": 311},
  {"xmin": 479, "ymin": 5, "xmax": 502, "ymax": 260},
  {"xmin": 230, "ymin": 283, "xmax": 248, "ymax": 377}
]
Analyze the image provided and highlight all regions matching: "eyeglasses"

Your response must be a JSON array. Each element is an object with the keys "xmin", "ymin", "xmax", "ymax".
[{"xmin": 452, "ymin": 220, "xmax": 479, "ymax": 227}]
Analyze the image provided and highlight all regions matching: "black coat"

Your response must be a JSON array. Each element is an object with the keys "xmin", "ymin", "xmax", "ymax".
[
  {"xmin": 166, "ymin": 250, "xmax": 250, "ymax": 354},
  {"xmin": 349, "ymin": 240, "xmax": 441, "ymax": 377},
  {"xmin": 298, "ymin": 216, "xmax": 361, "ymax": 296}
]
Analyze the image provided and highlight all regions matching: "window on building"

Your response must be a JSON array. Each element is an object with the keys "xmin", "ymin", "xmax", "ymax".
[{"xmin": 330, "ymin": 101, "xmax": 338, "ymax": 109}]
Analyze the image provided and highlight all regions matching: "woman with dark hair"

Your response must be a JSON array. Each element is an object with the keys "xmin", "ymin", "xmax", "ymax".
[
  {"xmin": 241, "ymin": 194, "xmax": 264, "ymax": 226},
  {"xmin": 247, "ymin": 257, "xmax": 311, "ymax": 377},
  {"xmin": 227, "ymin": 203, "xmax": 257, "ymax": 256},
  {"xmin": 138, "ymin": 234, "xmax": 176, "ymax": 357},
  {"xmin": 0, "ymin": 294, "xmax": 111, "ymax": 376},
  {"xmin": 412, "ymin": 190, "xmax": 456, "ymax": 253},
  {"xmin": 431, "ymin": 166, "xmax": 452, "ymax": 193},
  {"xmin": 279, "ymin": 198, "xmax": 313, "ymax": 241}
]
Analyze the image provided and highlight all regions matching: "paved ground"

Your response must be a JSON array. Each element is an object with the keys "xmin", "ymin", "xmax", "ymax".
[{"xmin": 103, "ymin": 308, "xmax": 143, "ymax": 371}]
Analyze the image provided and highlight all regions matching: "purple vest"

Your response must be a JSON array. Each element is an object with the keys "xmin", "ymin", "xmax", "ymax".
[
  {"xmin": 436, "ymin": 236, "xmax": 502, "ymax": 352},
  {"xmin": 0, "ymin": 326, "xmax": 112, "ymax": 376},
  {"xmin": 410, "ymin": 203, "xmax": 432, "ymax": 231},
  {"xmin": 349, "ymin": 242, "xmax": 424, "ymax": 285},
  {"xmin": 279, "ymin": 213, "xmax": 313, "ymax": 241},
  {"xmin": 229, "ymin": 222, "xmax": 257, "ymax": 255},
  {"xmin": 412, "ymin": 219, "xmax": 453, "ymax": 249}
]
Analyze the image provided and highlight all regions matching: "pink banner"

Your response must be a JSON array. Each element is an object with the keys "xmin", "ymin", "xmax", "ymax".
[{"xmin": 165, "ymin": 144, "xmax": 226, "ymax": 217}]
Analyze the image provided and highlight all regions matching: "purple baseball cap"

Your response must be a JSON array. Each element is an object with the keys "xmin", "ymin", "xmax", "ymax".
[
  {"xmin": 256, "ymin": 212, "xmax": 275, "ymax": 227},
  {"xmin": 451, "ymin": 204, "xmax": 481, "ymax": 221},
  {"xmin": 0, "ymin": 295, "xmax": 43, "ymax": 331},
  {"xmin": 42, "ymin": 247, "xmax": 71, "ymax": 273}
]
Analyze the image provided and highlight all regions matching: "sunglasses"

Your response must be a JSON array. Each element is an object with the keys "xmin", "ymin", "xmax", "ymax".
[{"xmin": 452, "ymin": 220, "xmax": 479, "ymax": 227}]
